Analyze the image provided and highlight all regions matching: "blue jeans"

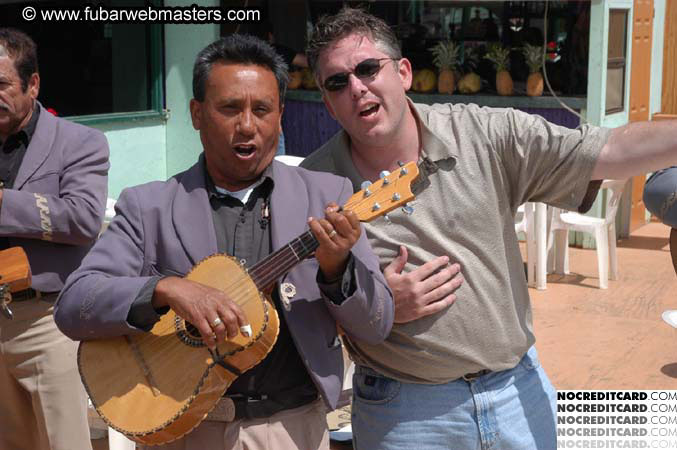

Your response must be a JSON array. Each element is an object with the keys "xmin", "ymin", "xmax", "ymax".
[
  {"xmin": 643, "ymin": 166, "xmax": 677, "ymax": 228},
  {"xmin": 351, "ymin": 346, "xmax": 556, "ymax": 450}
]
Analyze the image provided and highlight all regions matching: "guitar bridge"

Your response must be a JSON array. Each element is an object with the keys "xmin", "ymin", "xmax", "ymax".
[{"xmin": 208, "ymin": 348, "xmax": 243, "ymax": 377}]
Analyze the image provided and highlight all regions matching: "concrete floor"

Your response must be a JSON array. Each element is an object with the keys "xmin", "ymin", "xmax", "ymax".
[
  {"xmin": 532, "ymin": 221, "xmax": 677, "ymax": 389},
  {"xmin": 91, "ymin": 221, "xmax": 677, "ymax": 448}
]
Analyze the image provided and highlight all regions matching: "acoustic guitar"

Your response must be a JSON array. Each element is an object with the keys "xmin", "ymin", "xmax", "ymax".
[
  {"xmin": 0, "ymin": 247, "xmax": 32, "ymax": 319},
  {"xmin": 78, "ymin": 162, "xmax": 419, "ymax": 445}
]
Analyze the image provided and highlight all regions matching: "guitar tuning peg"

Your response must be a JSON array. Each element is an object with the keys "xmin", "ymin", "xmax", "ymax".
[
  {"xmin": 383, "ymin": 214, "xmax": 392, "ymax": 224},
  {"xmin": 402, "ymin": 204, "xmax": 414, "ymax": 215},
  {"xmin": 360, "ymin": 181, "xmax": 372, "ymax": 197},
  {"xmin": 379, "ymin": 170, "xmax": 390, "ymax": 179},
  {"xmin": 397, "ymin": 161, "xmax": 405, "ymax": 167}
]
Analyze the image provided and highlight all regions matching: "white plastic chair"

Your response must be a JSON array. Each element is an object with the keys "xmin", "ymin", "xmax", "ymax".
[
  {"xmin": 108, "ymin": 427, "xmax": 136, "ymax": 450},
  {"xmin": 100, "ymin": 197, "xmax": 117, "ymax": 234},
  {"xmin": 274, "ymin": 155, "xmax": 304, "ymax": 166},
  {"xmin": 661, "ymin": 229, "xmax": 677, "ymax": 329},
  {"xmin": 515, "ymin": 202, "xmax": 548, "ymax": 290},
  {"xmin": 546, "ymin": 179, "xmax": 628, "ymax": 289}
]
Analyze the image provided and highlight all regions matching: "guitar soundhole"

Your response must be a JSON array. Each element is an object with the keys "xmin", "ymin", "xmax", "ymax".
[
  {"xmin": 185, "ymin": 322, "xmax": 202, "ymax": 339},
  {"xmin": 175, "ymin": 316, "xmax": 205, "ymax": 347}
]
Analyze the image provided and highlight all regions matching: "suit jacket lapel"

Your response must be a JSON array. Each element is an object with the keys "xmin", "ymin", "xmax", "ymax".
[
  {"xmin": 172, "ymin": 156, "xmax": 218, "ymax": 266},
  {"xmin": 270, "ymin": 160, "xmax": 310, "ymax": 251},
  {"xmin": 14, "ymin": 103, "xmax": 55, "ymax": 190}
]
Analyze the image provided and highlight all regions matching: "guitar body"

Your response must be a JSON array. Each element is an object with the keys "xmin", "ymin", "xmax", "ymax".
[
  {"xmin": 78, "ymin": 254, "xmax": 280, "ymax": 445},
  {"xmin": 0, "ymin": 247, "xmax": 31, "ymax": 292}
]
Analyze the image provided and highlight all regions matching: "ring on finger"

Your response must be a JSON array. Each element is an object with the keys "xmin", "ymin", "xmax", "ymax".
[
  {"xmin": 212, "ymin": 317, "xmax": 222, "ymax": 327},
  {"xmin": 328, "ymin": 229, "xmax": 337, "ymax": 238}
]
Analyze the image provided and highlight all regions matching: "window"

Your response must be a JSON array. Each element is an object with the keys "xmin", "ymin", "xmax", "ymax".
[
  {"xmin": 0, "ymin": 0, "xmax": 164, "ymax": 119},
  {"xmin": 605, "ymin": 9, "xmax": 628, "ymax": 114}
]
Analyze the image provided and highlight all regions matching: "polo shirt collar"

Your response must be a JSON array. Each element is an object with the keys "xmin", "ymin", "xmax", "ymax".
[
  {"xmin": 408, "ymin": 98, "xmax": 459, "ymax": 163},
  {"xmin": 327, "ymin": 97, "xmax": 457, "ymax": 191}
]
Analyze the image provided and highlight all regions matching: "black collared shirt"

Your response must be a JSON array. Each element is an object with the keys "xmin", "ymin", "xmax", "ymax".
[
  {"xmin": 0, "ymin": 103, "xmax": 40, "ymax": 251},
  {"xmin": 205, "ymin": 165, "xmax": 316, "ymax": 397}
]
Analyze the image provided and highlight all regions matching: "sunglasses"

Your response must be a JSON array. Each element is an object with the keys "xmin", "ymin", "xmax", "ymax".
[{"xmin": 322, "ymin": 58, "xmax": 399, "ymax": 92}]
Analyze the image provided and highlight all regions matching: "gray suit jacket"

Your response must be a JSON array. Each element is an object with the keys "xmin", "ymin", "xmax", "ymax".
[
  {"xmin": 55, "ymin": 157, "xmax": 393, "ymax": 409},
  {"xmin": 0, "ymin": 103, "xmax": 109, "ymax": 292}
]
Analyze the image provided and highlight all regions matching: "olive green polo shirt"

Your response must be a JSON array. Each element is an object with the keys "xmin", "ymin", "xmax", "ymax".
[{"xmin": 301, "ymin": 100, "xmax": 610, "ymax": 383}]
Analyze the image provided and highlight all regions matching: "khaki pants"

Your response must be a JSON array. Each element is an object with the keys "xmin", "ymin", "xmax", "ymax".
[
  {"xmin": 0, "ymin": 298, "xmax": 91, "ymax": 450},
  {"xmin": 142, "ymin": 399, "xmax": 330, "ymax": 450}
]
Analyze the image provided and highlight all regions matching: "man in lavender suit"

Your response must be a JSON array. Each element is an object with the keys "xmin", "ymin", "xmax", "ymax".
[
  {"xmin": 55, "ymin": 34, "xmax": 393, "ymax": 450},
  {"xmin": 0, "ymin": 29, "xmax": 109, "ymax": 450}
]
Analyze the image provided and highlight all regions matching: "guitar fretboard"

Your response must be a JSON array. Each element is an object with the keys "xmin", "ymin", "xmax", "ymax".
[{"xmin": 249, "ymin": 230, "xmax": 318, "ymax": 290}]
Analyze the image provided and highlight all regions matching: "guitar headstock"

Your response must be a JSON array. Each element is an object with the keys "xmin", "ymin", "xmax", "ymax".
[{"xmin": 344, "ymin": 162, "xmax": 419, "ymax": 222}]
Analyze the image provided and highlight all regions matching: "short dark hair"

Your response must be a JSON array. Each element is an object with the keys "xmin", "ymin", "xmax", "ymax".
[
  {"xmin": 306, "ymin": 7, "xmax": 401, "ymax": 75},
  {"xmin": 0, "ymin": 28, "xmax": 38, "ymax": 92},
  {"xmin": 193, "ymin": 34, "xmax": 289, "ymax": 106}
]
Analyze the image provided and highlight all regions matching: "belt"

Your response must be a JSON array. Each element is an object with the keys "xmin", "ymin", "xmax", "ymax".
[
  {"xmin": 1, "ymin": 288, "xmax": 57, "ymax": 320},
  {"xmin": 462, "ymin": 369, "xmax": 491, "ymax": 382},
  {"xmin": 230, "ymin": 392, "xmax": 318, "ymax": 421},
  {"xmin": 10, "ymin": 288, "xmax": 43, "ymax": 302},
  {"xmin": 206, "ymin": 390, "xmax": 318, "ymax": 422}
]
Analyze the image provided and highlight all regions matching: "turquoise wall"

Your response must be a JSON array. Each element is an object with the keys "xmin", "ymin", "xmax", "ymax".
[
  {"xmin": 95, "ymin": 117, "xmax": 167, "ymax": 199},
  {"xmin": 82, "ymin": 0, "xmax": 220, "ymax": 200},
  {"xmin": 164, "ymin": 0, "xmax": 220, "ymax": 177}
]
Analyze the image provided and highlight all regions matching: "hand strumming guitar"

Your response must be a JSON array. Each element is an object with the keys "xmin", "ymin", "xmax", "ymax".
[{"xmin": 151, "ymin": 277, "xmax": 249, "ymax": 350}]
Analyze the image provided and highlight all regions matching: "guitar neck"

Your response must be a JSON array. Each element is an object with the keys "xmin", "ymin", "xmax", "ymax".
[
  {"xmin": 248, "ymin": 230, "xmax": 318, "ymax": 290},
  {"xmin": 247, "ymin": 161, "xmax": 420, "ymax": 291}
]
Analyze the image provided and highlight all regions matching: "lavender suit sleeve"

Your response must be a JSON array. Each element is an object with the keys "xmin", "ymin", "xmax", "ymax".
[
  {"xmin": 0, "ymin": 128, "xmax": 109, "ymax": 245},
  {"xmin": 319, "ymin": 178, "xmax": 394, "ymax": 345},
  {"xmin": 55, "ymin": 187, "xmax": 157, "ymax": 340}
]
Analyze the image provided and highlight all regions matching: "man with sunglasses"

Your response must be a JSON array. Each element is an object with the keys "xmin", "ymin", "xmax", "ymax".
[{"xmin": 301, "ymin": 7, "xmax": 677, "ymax": 450}]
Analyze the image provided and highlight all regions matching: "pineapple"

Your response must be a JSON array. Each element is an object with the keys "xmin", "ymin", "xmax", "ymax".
[
  {"xmin": 457, "ymin": 46, "xmax": 482, "ymax": 94},
  {"xmin": 412, "ymin": 69, "xmax": 437, "ymax": 93},
  {"xmin": 301, "ymin": 67, "xmax": 318, "ymax": 90},
  {"xmin": 484, "ymin": 44, "xmax": 513, "ymax": 96},
  {"xmin": 430, "ymin": 40, "xmax": 459, "ymax": 94},
  {"xmin": 288, "ymin": 70, "xmax": 303, "ymax": 90},
  {"xmin": 523, "ymin": 44, "xmax": 544, "ymax": 97}
]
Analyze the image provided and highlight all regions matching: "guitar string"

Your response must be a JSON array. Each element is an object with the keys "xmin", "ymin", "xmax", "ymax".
[
  {"xmin": 202, "ymin": 196, "xmax": 380, "ymax": 304},
  {"xmin": 249, "ymin": 232, "xmax": 318, "ymax": 287},
  {"xmin": 246, "ymin": 169, "xmax": 412, "ymax": 290},
  {"xmin": 189, "ymin": 197, "xmax": 387, "ymax": 320}
]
